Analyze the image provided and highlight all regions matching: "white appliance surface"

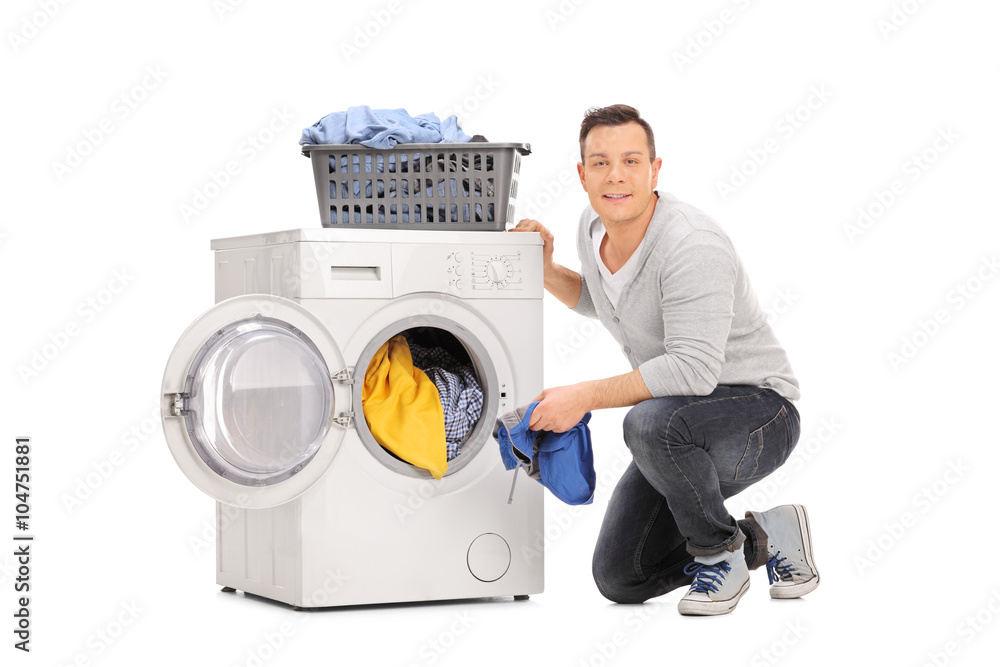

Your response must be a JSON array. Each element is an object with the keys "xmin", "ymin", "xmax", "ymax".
[{"xmin": 162, "ymin": 229, "xmax": 546, "ymax": 608}]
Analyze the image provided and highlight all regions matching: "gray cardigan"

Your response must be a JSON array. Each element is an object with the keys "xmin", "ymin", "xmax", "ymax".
[{"xmin": 572, "ymin": 191, "xmax": 800, "ymax": 401}]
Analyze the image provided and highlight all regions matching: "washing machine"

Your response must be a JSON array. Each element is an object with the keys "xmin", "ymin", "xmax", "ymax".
[{"xmin": 160, "ymin": 227, "xmax": 544, "ymax": 608}]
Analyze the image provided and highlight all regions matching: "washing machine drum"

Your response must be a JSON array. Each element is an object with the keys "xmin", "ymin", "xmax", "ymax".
[{"xmin": 161, "ymin": 295, "xmax": 350, "ymax": 508}]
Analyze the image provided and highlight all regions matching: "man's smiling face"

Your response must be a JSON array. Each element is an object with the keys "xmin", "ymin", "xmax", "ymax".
[{"xmin": 578, "ymin": 121, "xmax": 662, "ymax": 227}]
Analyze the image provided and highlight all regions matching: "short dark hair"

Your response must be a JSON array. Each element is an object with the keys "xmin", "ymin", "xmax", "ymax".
[{"xmin": 579, "ymin": 104, "xmax": 656, "ymax": 162}]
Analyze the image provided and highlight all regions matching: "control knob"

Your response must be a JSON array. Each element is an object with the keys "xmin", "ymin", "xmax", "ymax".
[{"xmin": 486, "ymin": 258, "xmax": 511, "ymax": 285}]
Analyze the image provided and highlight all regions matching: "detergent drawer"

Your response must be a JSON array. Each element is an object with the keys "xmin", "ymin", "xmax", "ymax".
[{"xmin": 214, "ymin": 242, "xmax": 394, "ymax": 300}]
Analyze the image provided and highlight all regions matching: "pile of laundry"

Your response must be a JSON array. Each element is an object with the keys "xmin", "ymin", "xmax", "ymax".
[
  {"xmin": 300, "ymin": 106, "xmax": 496, "ymax": 223},
  {"xmin": 300, "ymin": 105, "xmax": 479, "ymax": 149},
  {"xmin": 362, "ymin": 334, "xmax": 483, "ymax": 479},
  {"xmin": 321, "ymin": 152, "xmax": 496, "ymax": 200}
]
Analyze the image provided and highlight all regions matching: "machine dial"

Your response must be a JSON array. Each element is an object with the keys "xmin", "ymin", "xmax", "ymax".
[{"xmin": 486, "ymin": 257, "xmax": 512, "ymax": 286}]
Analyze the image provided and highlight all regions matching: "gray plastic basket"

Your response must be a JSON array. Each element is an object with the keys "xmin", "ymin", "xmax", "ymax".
[{"xmin": 301, "ymin": 142, "xmax": 530, "ymax": 231}]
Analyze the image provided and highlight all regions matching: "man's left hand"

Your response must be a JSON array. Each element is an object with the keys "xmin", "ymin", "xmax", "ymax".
[{"xmin": 528, "ymin": 383, "xmax": 592, "ymax": 433}]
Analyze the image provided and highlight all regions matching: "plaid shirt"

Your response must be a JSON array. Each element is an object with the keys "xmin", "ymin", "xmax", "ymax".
[{"xmin": 409, "ymin": 342, "xmax": 484, "ymax": 461}]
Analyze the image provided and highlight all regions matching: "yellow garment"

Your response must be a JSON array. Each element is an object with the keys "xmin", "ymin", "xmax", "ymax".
[{"xmin": 362, "ymin": 335, "xmax": 447, "ymax": 479}]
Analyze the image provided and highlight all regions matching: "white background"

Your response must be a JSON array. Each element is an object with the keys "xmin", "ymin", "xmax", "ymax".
[{"xmin": 3, "ymin": 0, "xmax": 999, "ymax": 665}]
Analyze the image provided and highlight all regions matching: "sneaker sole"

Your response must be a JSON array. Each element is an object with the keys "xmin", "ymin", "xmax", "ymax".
[
  {"xmin": 770, "ymin": 504, "xmax": 820, "ymax": 599},
  {"xmin": 678, "ymin": 578, "xmax": 751, "ymax": 616}
]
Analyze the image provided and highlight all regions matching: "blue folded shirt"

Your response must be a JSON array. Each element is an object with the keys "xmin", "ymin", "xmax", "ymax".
[
  {"xmin": 493, "ymin": 402, "xmax": 595, "ymax": 506},
  {"xmin": 300, "ymin": 106, "xmax": 472, "ymax": 149}
]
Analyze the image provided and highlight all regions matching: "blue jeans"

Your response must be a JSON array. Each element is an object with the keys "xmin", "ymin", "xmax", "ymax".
[{"xmin": 592, "ymin": 385, "xmax": 800, "ymax": 604}]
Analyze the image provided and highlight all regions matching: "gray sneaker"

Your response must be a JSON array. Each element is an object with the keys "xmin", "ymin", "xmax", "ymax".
[
  {"xmin": 677, "ymin": 544, "xmax": 750, "ymax": 616},
  {"xmin": 746, "ymin": 504, "xmax": 820, "ymax": 599}
]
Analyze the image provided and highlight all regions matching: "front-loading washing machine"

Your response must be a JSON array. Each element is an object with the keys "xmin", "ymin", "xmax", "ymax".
[{"xmin": 160, "ymin": 227, "xmax": 544, "ymax": 608}]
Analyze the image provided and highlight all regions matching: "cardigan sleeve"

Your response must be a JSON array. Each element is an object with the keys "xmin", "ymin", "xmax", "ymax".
[
  {"xmin": 571, "ymin": 273, "xmax": 599, "ymax": 319},
  {"xmin": 637, "ymin": 232, "xmax": 737, "ymax": 397}
]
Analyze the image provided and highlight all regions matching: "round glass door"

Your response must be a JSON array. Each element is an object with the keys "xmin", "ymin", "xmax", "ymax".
[
  {"xmin": 183, "ymin": 317, "xmax": 335, "ymax": 487},
  {"xmin": 162, "ymin": 294, "xmax": 349, "ymax": 508}
]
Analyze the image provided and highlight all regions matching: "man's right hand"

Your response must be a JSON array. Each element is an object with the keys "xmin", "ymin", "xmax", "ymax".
[
  {"xmin": 509, "ymin": 218, "xmax": 583, "ymax": 309},
  {"xmin": 510, "ymin": 219, "xmax": 555, "ymax": 278}
]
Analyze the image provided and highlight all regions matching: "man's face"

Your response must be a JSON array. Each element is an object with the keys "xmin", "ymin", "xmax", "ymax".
[{"xmin": 577, "ymin": 121, "xmax": 662, "ymax": 227}]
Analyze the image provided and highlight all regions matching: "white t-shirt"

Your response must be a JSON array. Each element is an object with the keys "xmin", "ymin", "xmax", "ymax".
[{"xmin": 590, "ymin": 218, "xmax": 648, "ymax": 310}]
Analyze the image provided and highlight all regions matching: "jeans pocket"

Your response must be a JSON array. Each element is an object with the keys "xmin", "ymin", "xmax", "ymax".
[{"xmin": 735, "ymin": 405, "xmax": 792, "ymax": 481}]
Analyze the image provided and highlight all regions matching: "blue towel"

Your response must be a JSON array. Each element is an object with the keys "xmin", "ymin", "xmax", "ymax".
[
  {"xmin": 300, "ymin": 106, "xmax": 472, "ymax": 149},
  {"xmin": 493, "ymin": 402, "xmax": 596, "ymax": 506}
]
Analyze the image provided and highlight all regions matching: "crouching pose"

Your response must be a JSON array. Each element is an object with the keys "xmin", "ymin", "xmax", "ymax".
[{"xmin": 511, "ymin": 105, "xmax": 819, "ymax": 615}]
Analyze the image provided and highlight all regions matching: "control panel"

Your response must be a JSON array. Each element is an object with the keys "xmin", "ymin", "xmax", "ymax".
[
  {"xmin": 446, "ymin": 250, "xmax": 524, "ymax": 291},
  {"xmin": 392, "ymin": 242, "xmax": 543, "ymax": 299}
]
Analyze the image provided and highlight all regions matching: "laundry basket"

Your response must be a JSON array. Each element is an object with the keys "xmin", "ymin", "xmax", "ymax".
[{"xmin": 301, "ymin": 142, "xmax": 531, "ymax": 231}]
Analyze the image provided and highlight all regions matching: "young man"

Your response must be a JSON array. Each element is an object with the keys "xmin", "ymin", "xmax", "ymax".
[{"xmin": 511, "ymin": 105, "xmax": 819, "ymax": 615}]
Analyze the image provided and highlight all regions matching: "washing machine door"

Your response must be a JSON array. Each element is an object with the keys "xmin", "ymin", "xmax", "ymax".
[{"xmin": 161, "ymin": 295, "xmax": 351, "ymax": 509}]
